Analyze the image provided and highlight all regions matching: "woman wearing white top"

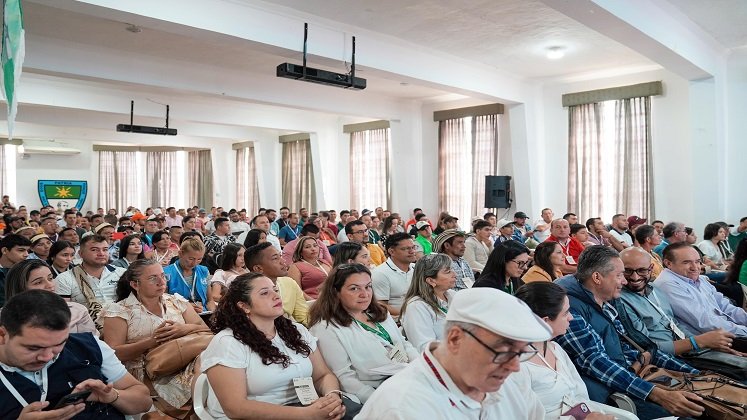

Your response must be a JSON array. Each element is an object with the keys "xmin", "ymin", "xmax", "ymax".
[
  {"xmin": 201, "ymin": 272, "xmax": 345, "ymax": 419},
  {"xmin": 698, "ymin": 223, "xmax": 729, "ymax": 269},
  {"xmin": 309, "ymin": 264, "xmax": 418, "ymax": 403},
  {"xmin": 400, "ymin": 253, "xmax": 457, "ymax": 351},
  {"xmin": 209, "ymin": 242, "xmax": 248, "ymax": 304},
  {"xmin": 464, "ymin": 220, "xmax": 494, "ymax": 274},
  {"xmin": 514, "ymin": 282, "xmax": 638, "ymax": 420}
]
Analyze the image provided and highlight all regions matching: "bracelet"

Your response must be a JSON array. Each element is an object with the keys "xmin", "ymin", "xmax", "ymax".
[
  {"xmin": 689, "ymin": 336, "xmax": 700, "ymax": 352},
  {"xmin": 325, "ymin": 390, "xmax": 343, "ymax": 399},
  {"xmin": 106, "ymin": 389, "xmax": 120, "ymax": 405}
]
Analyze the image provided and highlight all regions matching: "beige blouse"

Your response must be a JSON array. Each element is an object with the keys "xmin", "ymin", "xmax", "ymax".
[{"xmin": 522, "ymin": 265, "xmax": 563, "ymax": 283}]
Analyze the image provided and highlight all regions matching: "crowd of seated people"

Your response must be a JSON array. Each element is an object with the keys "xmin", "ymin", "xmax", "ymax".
[{"xmin": 1, "ymin": 198, "xmax": 747, "ymax": 418}]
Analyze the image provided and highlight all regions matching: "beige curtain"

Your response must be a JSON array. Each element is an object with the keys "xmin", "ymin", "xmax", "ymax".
[
  {"xmin": 438, "ymin": 118, "xmax": 472, "ymax": 224},
  {"xmin": 0, "ymin": 145, "xmax": 6, "ymax": 196},
  {"xmin": 614, "ymin": 96, "xmax": 653, "ymax": 219},
  {"xmin": 568, "ymin": 98, "xmax": 653, "ymax": 222},
  {"xmin": 188, "ymin": 150, "xmax": 214, "ymax": 208},
  {"xmin": 236, "ymin": 147, "xmax": 260, "ymax": 215},
  {"xmin": 471, "ymin": 114, "xmax": 500, "ymax": 215},
  {"xmin": 281, "ymin": 140, "xmax": 316, "ymax": 211},
  {"xmin": 567, "ymin": 103, "xmax": 604, "ymax": 221},
  {"xmin": 350, "ymin": 128, "xmax": 391, "ymax": 211},
  {"xmin": 146, "ymin": 151, "xmax": 177, "ymax": 208},
  {"xmin": 98, "ymin": 150, "xmax": 137, "ymax": 213}
]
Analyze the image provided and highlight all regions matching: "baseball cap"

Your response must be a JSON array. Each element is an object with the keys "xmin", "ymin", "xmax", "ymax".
[
  {"xmin": 446, "ymin": 288, "xmax": 552, "ymax": 342},
  {"xmin": 497, "ymin": 219, "xmax": 514, "ymax": 229},
  {"xmin": 443, "ymin": 215, "xmax": 459, "ymax": 223},
  {"xmin": 627, "ymin": 216, "xmax": 647, "ymax": 227},
  {"xmin": 416, "ymin": 221, "xmax": 430, "ymax": 230},
  {"xmin": 361, "ymin": 209, "xmax": 372, "ymax": 216},
  {"xmin": 514, "ymin": 212, "xmax": 528, "ymax": 219}
]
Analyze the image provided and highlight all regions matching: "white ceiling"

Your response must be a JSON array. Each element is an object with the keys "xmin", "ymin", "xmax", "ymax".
[
  {"xmin": 669, "ymin": 0, "xmax": 747, "ymax": 49},
  {"xmin": 262, "ymin": 0, "xmax": 658, "ymax": 79},
  {"xmin": 22, "ymin": 2, "xmax": 462, "ymax": 102}
]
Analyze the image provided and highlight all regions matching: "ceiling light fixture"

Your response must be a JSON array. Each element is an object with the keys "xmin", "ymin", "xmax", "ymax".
[{"xmin": 546, "ymin": 46, "xmax": 565, "ymax": 60}]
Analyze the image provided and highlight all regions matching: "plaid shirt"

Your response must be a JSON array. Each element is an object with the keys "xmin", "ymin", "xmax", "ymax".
[
  {"xmin": 556, "ymin": 301, "xmax": 698, "ymax": 401},
  {"xmin": 451, "ymin": 257, "xmax": 475, "ymax": 290}
]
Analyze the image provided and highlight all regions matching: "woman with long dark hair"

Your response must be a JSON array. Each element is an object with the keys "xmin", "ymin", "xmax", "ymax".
[
  {"xmin": 200, "ymin": 273, "xmax": 345, "ymax": 419},
  {"xmin": 47, "ymin": 240, "xmax": 75, "ymax": 278},
  {"xmin": 209, "ymin": 242, "xmax": 248, "ymax": 305},
  {"xmin": 725, "ymin": 238, "xmax": 747, "ymax": 309},
  {"xmin": 514, "ymin": 282, "xmax": 637, "ymax": 419},
  {"xmin": 332, "ymin": 242, "xmax": 370, "ymax": 267},
  {"xmin": 111, "ymin": 234, "xmax": 145, "ymax": 269},
  {"xmin": 523, "ymin": 241, "xmax": 563, "ymax": 283},
  {"xmin": 473, "ymin": 241, "xmax": 530, "ymax": 294},
  {"xmin": 309, "ymin": 264, "xmax": 417, "ymax": 404},
  {"xmin": 5, "ymin": 259, "xmax": 97, "ymax": 334},
  {"xmin": 242, "ymin": 228, "xmax": 267, "ymax": 248}
]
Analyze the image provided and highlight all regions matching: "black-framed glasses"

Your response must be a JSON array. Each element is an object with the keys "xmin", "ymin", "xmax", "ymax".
[
  {"xmin": 623, "ymin": 267, "xmax": 652, "ymax": 277},
  {"xmin": 460, "ymin": 328, "xmax": 537, "ymax": 364},
  {"xmin": 509, "ymin": 259, "xmax": 529, "ymax": 269}
]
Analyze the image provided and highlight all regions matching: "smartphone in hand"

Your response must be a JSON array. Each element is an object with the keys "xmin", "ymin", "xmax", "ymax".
[{"xmin": 52, "ymin": 390, "xmax": 92, "ymax": 409}]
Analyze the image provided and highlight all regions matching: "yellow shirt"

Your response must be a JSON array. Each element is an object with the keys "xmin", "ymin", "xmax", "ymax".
[
  {"xmin": 522, "ymin": 265, "xmax": 562, "ymax": 283},
  {"xmin": 367, "ymin": 243, "xmax": 386, "ymax": 266},
  {"xmin": 277, "ymin": 276, "xmax": 309, "ymax": 326}
]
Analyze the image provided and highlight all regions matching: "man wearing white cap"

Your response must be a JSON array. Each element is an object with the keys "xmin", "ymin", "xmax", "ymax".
[{"xmin": 356, "ymin": 288, "xmax": 551, "ymax": 419}]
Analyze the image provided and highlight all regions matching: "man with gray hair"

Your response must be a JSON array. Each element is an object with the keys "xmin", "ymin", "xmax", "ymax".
[
  {"xmin": 653, "ymin": 222, "xmax": 686, "ymax": 258},
  {"xmin": 556, "ymin": 246, "xmax": 703, "ymax": 419},
  {"xmin": 433, "ymin": 229, "xmax": 475, "ymax": 290},
  {"xmin": 357, "ymin": 288, "xmax": 550, "ymax": 419}
]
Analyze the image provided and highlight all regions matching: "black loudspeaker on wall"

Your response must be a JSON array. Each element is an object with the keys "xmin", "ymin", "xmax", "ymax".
[{"xmin": 484, "ymin": 176, "xmax": 512, "ymax": 208}]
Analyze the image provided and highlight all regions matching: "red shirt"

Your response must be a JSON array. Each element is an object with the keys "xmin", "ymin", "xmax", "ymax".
[{"xmin": 546, "ymin": 235, "xmax": 585, "ymax": 264}]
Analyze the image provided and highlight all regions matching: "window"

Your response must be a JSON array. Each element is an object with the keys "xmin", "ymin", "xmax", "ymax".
[
  {"xmin": 235, "ymin": 146, "xmax": 260, "ymax": 215},
  {"xmin": 350, "ymin": 128, "xmax": 391, "ymax": 211},
  {"xmin": 98, "ymin": 150, "xmax": 138, "ymax": 213},
  {"xmin": 188, "ymin": 150, "xmax": 214, "ymax": 209},
  {"xmin": 145, "ymin": 151, "xmax": 177, "ymax": 208},
  {"xmin": 567, "ymin": 96, "xmax": 652, "ymax": 222},
  {"xmin": 438, "ymin": 114, "xmax": 500, "ymax": 223},
  {"xmin": 281, "ymin": 139, "xmax": 316, "ymax": 212}
]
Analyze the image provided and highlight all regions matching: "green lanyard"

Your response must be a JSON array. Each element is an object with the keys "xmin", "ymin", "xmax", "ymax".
[{"xmin": 355, "ymin": 319, "xmax": 393, "ymax": 345}]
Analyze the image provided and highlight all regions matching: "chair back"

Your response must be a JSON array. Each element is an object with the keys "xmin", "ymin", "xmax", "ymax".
[{"xmin": 193, "ymin": 373, "xmax": 215, "ymax": 420}]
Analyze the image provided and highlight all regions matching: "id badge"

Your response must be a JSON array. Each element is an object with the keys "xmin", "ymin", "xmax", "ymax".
[
  {"xmin": 292, "ymin": 377, "xmax": 319, "ymax": 405},
  {"xmin": 386, "ymin": 341, "xmax": 409, "ymax": 363},
  {"xmin": 565, "ymin": 255, "xmax": 576, "ymax": 265},
  {"xmin": 561, "ymin": 402, "xmax": 591, "ymax": 420}
]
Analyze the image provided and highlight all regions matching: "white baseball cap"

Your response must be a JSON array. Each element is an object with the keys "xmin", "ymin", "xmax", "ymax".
[{"xmin": 446, "ymin": 288, "xmax": 552, "ymax": 342}]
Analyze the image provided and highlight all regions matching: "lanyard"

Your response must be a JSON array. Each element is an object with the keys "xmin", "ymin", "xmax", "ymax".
[
  {"xmin": 557, "ymin": 239, "xmax": 571, "ymax": 256},
  {"xmin": 646, "ymin": 290, "xmax": 686, "ymax": 339},
  {"xmin": 288, "ymin": 225, "xmax": 300, "ymax": 240},
  {"xmin": 0, "ymin": 365, "xmax": 48, "ymax": 407},
  {"xmin": 303, "ymin": 260, "xmax": 328, "ymax": 277},
  {"xmin": 423, "ymin": 352, "xmax": 457, "ymax": 408},
  {"xmin": 354, "ymin": 319, "xmax": 393, "ymax": 345},
  {"xmin": 173, "ymin": 262, "xmax": 198, "ymax": 302}
]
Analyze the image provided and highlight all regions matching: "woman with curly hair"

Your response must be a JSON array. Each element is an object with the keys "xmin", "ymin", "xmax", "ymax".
[
  {"xmin": 309, "ymin": 264, "xmax": 418, "ymax": 404},
  {"xmin": 200, "ymin": 273, "xmax": 346, "ymax": 419}
]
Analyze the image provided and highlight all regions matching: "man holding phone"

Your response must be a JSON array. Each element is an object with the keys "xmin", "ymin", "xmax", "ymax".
[{"xmin": 0, "ymin": 290, "xmax": 151, "ymax": 419}]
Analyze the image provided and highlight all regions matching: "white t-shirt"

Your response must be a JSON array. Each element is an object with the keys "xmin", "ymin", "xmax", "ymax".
[
  {"xmin": 200, "ymin": 324, "xmax": 317, "ymax": 418},
  {"xmin": 371, "ymin": 259, "xmax": 415, "ymax": 311},
  {"xmin": 533, "ymin": 218, "xmax": 552, "ymax": 243},
  {"xmin": 54, "ymin": 265, "xmax": 125, "ymax": 305},
  {"xmin": 609, "ymin": 229, "xmax": 633, "ymax": 246}
]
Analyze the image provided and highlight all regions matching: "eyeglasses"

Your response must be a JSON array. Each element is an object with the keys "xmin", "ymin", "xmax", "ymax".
[
  {"xmin": 623, "ymin": 267, "xmax": 652, "ymax": 277},
  {"xmin": 509, "ymin": 259, "xmax": 529, "ymax": 269},
  {"xmin": 352, "ymin": 229, "xmax": 369, "ymax": 235},
  {"xmin": 460, "ymin": 328, "xmax": 537, "ymax": 364},
  {"xmin": 139, "ymin": 273, "xmax": 167, "ymax": 285}
]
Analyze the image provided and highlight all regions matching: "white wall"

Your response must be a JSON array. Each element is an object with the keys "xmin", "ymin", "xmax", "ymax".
[{"xmin": 725, "ymin": 49, "xmax": 747, "ymax": 223}]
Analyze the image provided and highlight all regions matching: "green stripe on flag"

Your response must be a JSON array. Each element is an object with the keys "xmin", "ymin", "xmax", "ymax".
[
  {"xmin": 2, "ymin": 0, "xmax": 25, "ymax": 139},
  {"xmin": 45, "ymin": 185, "xmax": 82, "ymax": 199}
]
